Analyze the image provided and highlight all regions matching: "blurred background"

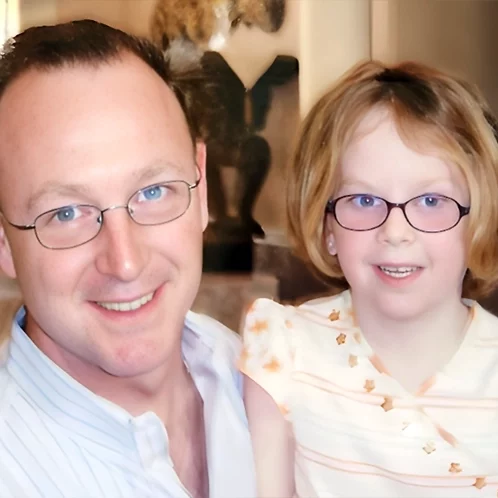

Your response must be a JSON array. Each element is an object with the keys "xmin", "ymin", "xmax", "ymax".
[{"xmin": 1, "ymin": 0, "xmax": 498, "ymax": 329}]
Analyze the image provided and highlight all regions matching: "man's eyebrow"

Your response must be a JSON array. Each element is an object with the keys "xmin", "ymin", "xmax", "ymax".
[
  {"xmin": 26, "ymin": 182, "xmax": 93, "ymax": 212},
  {"xmin": 134, "ymin": 162, "xmax": 188, "ymax": 183},
  {"xmin": 26, "ymin": 162, "xmax": 194, "ymax": 212}
]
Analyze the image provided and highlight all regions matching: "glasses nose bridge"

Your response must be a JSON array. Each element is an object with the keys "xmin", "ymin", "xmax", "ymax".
[
  {"xmin": 99, "ymin": 204, "xmax": 132, "ymax": 222},
  {"xmin": 98, "ymin": 204, "xmax": 136, "ymax": 227},
  {"xmin": 384, "ymin": 199, "xmax": 411, "ymax": 224}
]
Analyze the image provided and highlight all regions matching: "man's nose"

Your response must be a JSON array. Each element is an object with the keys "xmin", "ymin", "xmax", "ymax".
[{"xmin": 94, "ymin": 208, "xmax": 148, "ymax": 282}]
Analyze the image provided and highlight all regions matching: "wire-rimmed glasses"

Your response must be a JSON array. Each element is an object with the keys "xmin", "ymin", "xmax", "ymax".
[{"xmin": 3, "ymin": 177, "xmax": 201, "ymax": 249}]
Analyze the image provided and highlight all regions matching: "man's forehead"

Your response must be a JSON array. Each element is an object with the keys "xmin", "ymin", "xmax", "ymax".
[
  {"xmin": 0, "ymin": 57, "xmax": 194, "ymax": 213},
  {"xmin": 0, "ymin": 56, "xmax": 185, "ymax": 147},
  {"xmin": 0, "ymin": 52, "xmax": 173, "ymax": 108}
]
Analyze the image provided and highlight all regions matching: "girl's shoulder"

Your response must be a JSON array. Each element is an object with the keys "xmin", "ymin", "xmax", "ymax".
[
  {"xmin": 241, "ymin": 289, "xmax": 355, "ymax": 354},
  {"xmin": 246, "ymin": 289, "xmax": 353, "ymax": 326},
  {"xmin": 297, "ymin": 289, "xmax": 353, "ymax": 320},
  {"xmin": 239, "ymin": 290, "xmax": 353, "ymax": 413}
]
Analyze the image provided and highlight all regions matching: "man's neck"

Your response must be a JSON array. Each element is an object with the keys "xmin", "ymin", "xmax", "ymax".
[
  {"xmin": 82, "ymin": 353, "xmax": 193, "ymax": 425},
  {"xmin": 351, "ymin": 292, "xmax": 471, "ymax": 393},
  {"xmin": 24, "ymin": 313, "xmax": 191, "ymax": 426}
]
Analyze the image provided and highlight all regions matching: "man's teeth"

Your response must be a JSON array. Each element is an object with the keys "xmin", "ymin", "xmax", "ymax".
[
  {"xmin": 379, "ymin": 266, "xmax": 419, "ymax": 278},
  {"xmin": 97, "ymin": 292, "xmax": 154, "ymax": 312}
]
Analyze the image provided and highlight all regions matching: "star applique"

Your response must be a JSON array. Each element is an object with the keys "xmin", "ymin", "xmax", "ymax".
[
  {"xmin": 249, "ymin": 319, "xmax": 268, "ymax": 335},
  {"xmin": 449, "ymin": 463, "xmax": 462, "ymax": 474},
  {"xmin": 336, "ymin": 333, "xmax": 346, "ymax": 345},
  {"xmin": 285, "ymin": 320, "xmax": 293, "ymax": 328},
  {"xmin": 381, "ymin": 397, "xmax": 394, "ymax": 412},
  {"xmin": 363, "ymin": 380, "xmax": 375, "ymax": 392},
  {"xmin": 473, "ymin": 477, "xmax": 486, "ymax": 489},
  {"xmin": 263, "ymin": 356, "xmax": 281, "ymax": 372},
  {"xmin": 348, "ymin": 354, "xmax": 358, "ymax": 367},
  {"xmin": 328, "ymin": 310, "xmax": 340, "ymax": 321}
]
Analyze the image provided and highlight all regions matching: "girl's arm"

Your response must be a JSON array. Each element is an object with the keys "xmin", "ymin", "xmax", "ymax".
[{"xmin": 244, "ymin": 375, "xmax": 295, "ymax": 498}]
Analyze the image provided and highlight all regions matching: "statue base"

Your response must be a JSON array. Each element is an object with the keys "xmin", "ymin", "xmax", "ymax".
[
  {"xmin": 202, "ymin": 240, "xmax": 253, "ymax": 272},
  {"xmin": 202, "ymin": 221, "xmax": 254, "ymax": 272}
]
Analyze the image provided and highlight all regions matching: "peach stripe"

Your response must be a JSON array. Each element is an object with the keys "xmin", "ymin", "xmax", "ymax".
[
  {"xmin": 368, "ymin": 354, "xmax": 390, "ymax": 375},
  {"xmin": 301, "ymin": 453, "xmax": 497, "ymax": 489},
  {"xmin": 294, "ymin": 371, "xmax": 498, "ymax": 408},
  {"xmin": 298, "ymin": 444, "xmax": 497, "ymax": 486}
]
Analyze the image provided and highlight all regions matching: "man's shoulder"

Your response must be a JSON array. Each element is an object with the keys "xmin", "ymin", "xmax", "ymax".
[
  {"xmin": 185, "ymin": 310, "xmax": 244, "ymax": 394},
  {"xmin": 185, "ymin": 310, "xmax": 242, "ymax": 355}
]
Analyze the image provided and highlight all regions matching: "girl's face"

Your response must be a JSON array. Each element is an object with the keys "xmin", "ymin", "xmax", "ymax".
[{"xmin": 326, "ymin": 108, "xmax": 470, "ymax": 321}]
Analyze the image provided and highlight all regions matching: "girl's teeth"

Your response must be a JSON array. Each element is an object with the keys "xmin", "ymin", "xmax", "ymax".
[
  {"xmin": 379, "ymin": 267, "xmax": 418, "ymax": 278},
  {"xmin": 97, "ymin": 292, "xmax": 154, "ymax": 312}
]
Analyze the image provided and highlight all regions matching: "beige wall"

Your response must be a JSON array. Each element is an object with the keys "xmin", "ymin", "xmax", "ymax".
[
  {"xmin": 20, "ymin": 0, "xmax": 155, "ymax": 35},
  {"xmin": 17, "ymin": 0, "xmax": 498, "ymax": 115},
  {"xmin": 19, "ymin": 0, "xmax": 57, "ymax": 30},
  {"xmin": 372, "ymin": 0, "xmax": 498, "ymax": 116}
]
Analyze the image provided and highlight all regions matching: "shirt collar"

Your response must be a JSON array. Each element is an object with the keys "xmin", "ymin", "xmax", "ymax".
[{"xmin": 5, "ymin": 307, "xmax": 246, "ymax": 458}]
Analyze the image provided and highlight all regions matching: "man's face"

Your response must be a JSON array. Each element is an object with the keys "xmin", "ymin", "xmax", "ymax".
[{"xmin": 0, "ymin": 55, "xmax": 208, "ymax": 381}]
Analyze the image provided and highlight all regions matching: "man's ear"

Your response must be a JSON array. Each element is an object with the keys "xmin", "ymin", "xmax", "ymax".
[
  {"xmin": 195, "ymin": 141, "xmax": 209, "ymax": 231},
  {"xmin": 0, "ymin": 223, "xmax": 17, "ymax": 279}
]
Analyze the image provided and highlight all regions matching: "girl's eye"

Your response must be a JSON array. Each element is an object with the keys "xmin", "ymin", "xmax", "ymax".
[
  {"xmin": 422, "ymin": 196, "xmax": 439, "ymax": 207},
  {"xmin": 351, "ymin": 195, "xmax": 378, "ymax": 207},
  {"xmin": 417, "ymin": 195, "xmax": 448, "ymax": 208}
]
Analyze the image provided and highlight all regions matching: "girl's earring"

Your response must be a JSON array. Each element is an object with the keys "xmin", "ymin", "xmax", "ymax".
[{"xmin": 327, "ymin": 239, "xmax": 337, "ymax": 256}]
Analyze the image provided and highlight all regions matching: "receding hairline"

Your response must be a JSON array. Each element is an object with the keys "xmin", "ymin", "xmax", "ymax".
[{"xmin": 0, "ymin": 47, "xmax": 160, "ymax": 100}]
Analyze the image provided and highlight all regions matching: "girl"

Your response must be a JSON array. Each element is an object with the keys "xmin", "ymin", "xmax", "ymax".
[{"xmin": 240, "ymin": 60, "xmax": 498, "ymax": 497}]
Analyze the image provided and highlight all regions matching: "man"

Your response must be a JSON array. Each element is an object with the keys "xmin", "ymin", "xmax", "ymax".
[{"xmin": 0, "ymin": 19, "xmax": 255, "ymax": 497}]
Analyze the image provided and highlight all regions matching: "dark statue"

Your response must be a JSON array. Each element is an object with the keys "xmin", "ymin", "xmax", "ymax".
[{"xmin": 150, "ymin": 0, "xmax": 297, "ymax": 270}]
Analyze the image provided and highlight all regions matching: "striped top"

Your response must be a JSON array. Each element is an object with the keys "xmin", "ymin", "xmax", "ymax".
[
  {"xmin": 0, "ymin": 307, "xmax": 256, "ymax": 498},
  {"xmin": 240, "ymin": 290, "xmax": 498, "ymax": 497}
]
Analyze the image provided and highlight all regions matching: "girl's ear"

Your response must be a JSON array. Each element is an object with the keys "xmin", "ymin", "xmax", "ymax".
[{"xmin": 326, "ymin": 233, "xmax": 337, "ymax": 256}]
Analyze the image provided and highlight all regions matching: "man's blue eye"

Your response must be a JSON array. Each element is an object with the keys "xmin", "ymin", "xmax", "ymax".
[
  {"xmin": 142, "ymin": 185, "xmax": 164, "ymax": 201},
  {"xmin": 55, "ymin": 207, "xmax": 76, "ymax": 222}
]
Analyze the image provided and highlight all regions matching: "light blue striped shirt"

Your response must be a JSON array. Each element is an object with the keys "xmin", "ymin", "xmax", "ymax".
[{"xmin": 0, "ymin": 307, "xmax": 256, "ymax": 497}]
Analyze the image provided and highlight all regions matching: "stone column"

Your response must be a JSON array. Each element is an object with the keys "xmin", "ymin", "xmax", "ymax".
[{"xmin": 298, "ymin": 0, "xmax": 371, "ymax": 116}]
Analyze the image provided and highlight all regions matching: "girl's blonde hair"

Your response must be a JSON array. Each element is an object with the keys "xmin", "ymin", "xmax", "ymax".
[{"xmin": 287, "ymin": 60, "xmax": 498, "ymax": 299}]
